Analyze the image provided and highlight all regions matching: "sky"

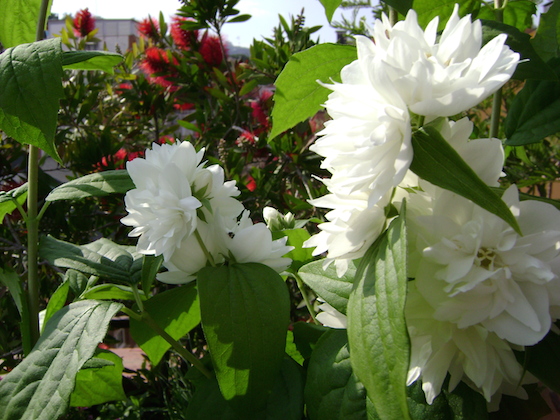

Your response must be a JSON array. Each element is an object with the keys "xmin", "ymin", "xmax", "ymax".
[{"xmin": 49, "ymin": 0, "xmax": 361, "ymax": 47}]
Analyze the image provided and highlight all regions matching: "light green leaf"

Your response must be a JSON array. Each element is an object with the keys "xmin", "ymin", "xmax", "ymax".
[
  {"xmin": 270, "ymin": 43, "xmax": 357, "ymax": 140},
  {"xmin": 80, "ymin": 283, "xmax": 145, "ymax": 301},
  {"xmin": 61, "ymin": 51, "xmax": 123, "ymax": 74},
  {"xmin": 273, "ymin": 228, "xmax": 314, "ymax": 270},
  {"xmin": 0, "ymin": 38, "xmax": 64, "ymax": 163},
  {"xmin": 41, "ymin": 281, "xmax": 69, "ymax": 332},
  {"xmin": 70, "ymin": 349, "xmax": 126, "ymax": 407},
  {"xmin": 410, "ymin": 126, "xmax": 521, "ymax": 235},
  {"xmin": 477, "ymin": 1, "xmax": 536, "ymax": 32},
  {"xmin": 0, "ymin": 183, "xmax": 28, "ymax": 222},
  {"xmin": 298, "ymin": 259, "xmax": 357, "ymax": 315},
  {"xmin": 0, "ymin": 0, "xmax": 47, "ymax": 48},
  {"xmin": 305, "ymin": 329, "xmax": 368, "ymax": 420},
  {"xmin": 285, "ymin": 330, "xmax": 305, "ymax": 366},
  {"xmin": 414, "ymin": 0, "xmax": 481, "ymax": 30},
  {"xmin": 46, "ymin": 170, "xmax": 134, "ymax": 202},
  {"xmin": 39, "ymin": 236, "xmax": 143, "ymax": 285},
  {"xmin": 198, "ymin": 263, "xmax": 290, "ymax": 417},
  {"xmin": 347, "ymin": 213, "xmax": 410, "ymax": 420},
  {"xmin": 532, "ymin": 0, "xmax": 560, "ymax": 63},
  {"xmin": 481, "ymin": 20, "xmax": 556, "ymax": 81},
  {"xmin": 319, "ymin": 0, "xmax": 342, "ymax": 23},
  {"xmin": 185, "ymin": 357, "xmax": 304, "ymax": 420},
  {"xmin": 130, "ymin": 284, "xmax": 200, "ymax": 366},
  {"xmin": 0, "ymin": 300, "xmax": 122, "ymax": 420},
  {"xmin": 505, "ymin": 61, "xmax": 560, "ymax": 146}
]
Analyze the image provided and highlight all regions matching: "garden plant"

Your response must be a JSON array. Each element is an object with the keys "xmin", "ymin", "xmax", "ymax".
[{"xmin": 2, "ymin": 0, "xmax": 560, "ymax": 419}]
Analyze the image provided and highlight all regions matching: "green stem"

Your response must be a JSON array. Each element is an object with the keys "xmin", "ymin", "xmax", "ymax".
[
  {"xmin": 194, "ymin": 229, "xmax": 216, "ymax": 267},
  {"xmin": 141, "ymin": 311, "xmax": 212, "ymax": 378},
  {"xmin": 293, "ymin": 273, "xmax": 320, "ymax": 325},
  {"xmin": 131, "ymin": 285, "xmax": 144, "ymax": 313}
]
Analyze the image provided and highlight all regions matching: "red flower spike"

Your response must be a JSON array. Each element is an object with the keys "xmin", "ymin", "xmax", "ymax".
[
  {"xmin": 199, "ymin": 32, "xmax": 226, "ymax": 67},
  {"xmin": 171, "ymin": 16, "xmax": 199, "ymax": 51},
  {"xmin": 73, "ymin": 8, "xmax": 95, "ymax": 37},
  {"xmin": 140, "ymin": 47, "xmax": 179, "ymax": 89},
  {"xmin": 137, "ymin": 17, "xmax": 160, "ymax": 39}
]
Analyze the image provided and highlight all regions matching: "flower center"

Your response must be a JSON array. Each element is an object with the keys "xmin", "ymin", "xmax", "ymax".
[{"xmin": 475, "ymin": 247, "xmax": 500, "ymax": 271}]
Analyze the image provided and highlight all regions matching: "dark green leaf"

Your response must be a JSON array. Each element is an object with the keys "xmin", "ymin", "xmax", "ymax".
[
  {"xmin": 227, "ymin": 14, "xmax": 251, "ymax": 23},
  {"xmin": 347, "ymin": 213, "xmax": 410, "ymax": 420},
  {"xmin": 298, "ymin": 259, "xmax": 357, "ymax": 315},
  {"xmin": 39, "ymin": 236, "xmax": 143, "ymax": 285},
  {"xmin": 285, "ymin": 330, "xmax": 305, "ymax": 366},
  {"xmin": 0, "ymin": 183, "xmax": 28, "ymax": 222},
  {"xmin": 0, "ymin": 300, "xmax": 122, "ymax": 420},
  {"xmin": 292, "ymin": 321, "xmax": 329, "ymax": 361},
  {"xmin": 0, "ymin": 38, "xmax": 64, "ymax": 163},
  {"xmin": 414, "ymin": 0, "xmax": 481, "ymax": 31},
  {"xmin": 70, "ymin": 349, "xmax": 126, "ymax": 407},
  {"xmin": 61, "ymin": 51, "xmax": 123, "ymax": 74},
  {"xmin": 383, "ymin": 0, "xmax": 413, "ymax": 16},
  {"xmin": 0, "ymin": 266, "xmax": 25, "ymax": 316},
  {"xmin": 0, "ymin": 0, "xmax": 44, "ymax": 47},
  {"xmin": 532, "ymin": 0, "xmax": 560, "ymax": 63},
  {"xmin": 505, "ymin": 60, "xmax": 560, "ymax": 146},
  {"xmin": 130, "ymin": 283, "xmax": 200, "ymax": 366},
  {"xmin": 305, "ymin": 329, "xmax": 368, "ymax": 420},
  {"xmin": 41, "ymin": 281, "xmax": 70, "ymax": 332},
  {"xmin": 319, "ymin": 0, "xmax": 343, "ymax": 23},
  {"xmin": 141, "ymin": 254, "xmax": 163, "ymax": 295},
  {"xmin": 270, "ymin": 44, "xmax": 357, "ymax": 140},
  {"xmin": 45, "ymin": 170, "xmax": 134, "ymax": 202},
  {"xmin": 481, "ymin": 20, "xmax": 556, "ymax": 81},
  {"xmin": 185, "ymin": 357, "xmax": 304, "ymax": 420},
  {"xmin": 517, "ymin": 331, "xmax": 560, "ymax": 394},
  {"xmin": 476, "ymin": 1, "xmax": 536, "ymax": 32},
  {"xmin": 410, "ymin": 126, "xmax": 521, "ymax": 234},
  {"xmin": 198, "ymin": 263, "xmax": 290, "ymax": 416}
]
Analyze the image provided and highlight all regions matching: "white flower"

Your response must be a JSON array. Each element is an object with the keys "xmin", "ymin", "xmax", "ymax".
[
  {"xmin": 406, "ymin": 282, "xmax": 533, "ymax": 406},
  {"xmin": 121, "ymin": 141, "xmax": 207, "ymax": 259},
  {"xmin": 316, "ymin": 300, "xmax": 347, "ymax": 329},
  {"xmin": 121, "ymin": 141, "xmax": 243, "ymax": 260},
  {"xmin": 409, "ymin": 185, "xmax": 560, "ymax": 346},
  {"xmin": 366, "ymin": 4, "xmax": 519, "ymax": 117},
  {"xmin": 220, "ymin": 210, "xmax": 293, "ymax": 273}
]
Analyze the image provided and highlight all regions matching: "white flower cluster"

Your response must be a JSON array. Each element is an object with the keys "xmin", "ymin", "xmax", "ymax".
[
  {"xmin": 304, "ymin": 4, "xmax": 519, "ymax": 277},
  {"xmin": 122, "ymin": 141, "xmax": 293, "ymax": 283},
  {"xmin": 305, "ymin": 3, "xmax": 560, "ymax": 409}
]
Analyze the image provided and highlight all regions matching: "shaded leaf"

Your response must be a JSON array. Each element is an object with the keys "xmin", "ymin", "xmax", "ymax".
[
  {"xmin": 46, "ymin": 170, "xmax": 134, "ymax": 202},
  {"xmin": 0, "ymin": 183, "xmax": 28, "ymax": 222},
  {"xmin": 270, "ymin": 43, "xmax": 357, "ymax": 140},
  {"xmin": 0, "ymin": 300, "xmax": 122, "ymax": 420},
  {"xmin": 532, "ymin": 0, "xmax": 560, "ymax": 63},
  {"xmin": 61, "ymin": 51, "xmax": 122, "ymax": 73},
  {"xmin": 198, "ymin": 263, "xmax": 290, "ymax": 416},
  {"xmin": 410, "ymin": 126, "xmax": 521, "ymax": 235},
  {"xmin": 292, "ymin": 321, "xmax": 329, "ymax": 361},
  {"xmin": 347, "ymin": 213, "xmax": 410, "ymax": 420},
  {"xmin": 517, "ymin": 331, "xmax": 560, "ymax": 394},
  {"xmin": 476, "ymin": 1, "xmax": 536, "ymax": 32},
  {"xmin": 41, "ymin": 281, "xmax": 69, "ymax": 332},
  {"xmin": 383, "ymin": 0, "xmax": 413, "ymax": 16},
  {"xmin": 130, "ymin": 284, "xmax": 200, "ymax": 366},
  {"xmin": 0, "ymin": 38, "xmax": 64, "ymax": 163}
]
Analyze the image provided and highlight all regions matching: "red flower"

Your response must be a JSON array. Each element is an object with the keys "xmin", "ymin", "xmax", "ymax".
[
  {"xmin": 246, "ymin": 176, "xmax": 257, "ymax": 192},
  {"xmin": 139, "ymin": 47, "xmax": 179, "ymax": 89},
  {"xmin": 170, "ymin": 16, "xmax": 198, "ymax": 51},
  {"xmin": 73, "ymin": 9, "xmax": 95, "ymax": 37},
  {"xmin": 137, "ymin": 17, "xmax": 159, "ymax": 39},
  {"xmin": 94, "ymin": 148, "xmax": 144, "ymax": 171},
  {"xmin": 199, "ymin": 32, "xmax": 226, "ymax": 67},
  {"xmin": 235, "ymin": 130, "xmax": 257, "ymax": 148},
  {"xmin": 157, "ymin": 136, "xmax": 176, "ymax": 145}
]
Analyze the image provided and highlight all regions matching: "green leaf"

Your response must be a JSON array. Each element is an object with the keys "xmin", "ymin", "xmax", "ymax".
[
  {"xmin": 347, "ymin": 213, "xmax": 410, "ymax": 420},
  {"xmin": 80, "ymin": 283, "xmax": 145, "ymax": 301},
  {"xmin": 285, "ymin": 330, "xmax": 305, "ymax": 366},
  {"xmin": 39, "ymin": 236, "xmax": 143, "ymax": 285},
  {"xmin": 185, "ymin": 357, "xmax": 304, "ymax": 420},
  {"xmin": 477, "ymin": 1, "xmax": 536, "ymax": 32},
  {"xmin": 319, "ymin": 0, "xmax": 342, "ymax": 23},
  {"xmin": 0, "ymin": 183, "xmax": 28, "ymax": 222},
  {"xmin": 383, "ymin": 0, "xmax": 413, "ymax": 16},
  {"xmin": 292, "ymin": 321, "xmax": 329, "ymax": 361},
  {"xmin": 227, "ymin": 14, "xmax": 251, "ymax": 23},
  {"xmin": 305, "ymin": 329, "xmax": 368, "ymax": 420},
  {"xmin": 270, "ymin": 44, "xmax": 357, "ymax": 140},
  {"xmin": 0, "ymin": 300, "xmax": 122, "ymax": 420},
  {"xmin": 414, "ymin": 0, "xmax": 481, "ymax": 31},
  {"xmin": 61, "ymin": 51, "xmax": 123, "ymax": 74},
  {"xmin": 504, "ymin": 61, "xmax": 560, "ymax": 146},
  {"xmin": 141, "ymin": 254, "xmax": 163, "ymax": 295},
  {"xmin": 0, "ymin": 266, "xmax": 25, "ymax": 316},
  {"xmin": 518, "ymin": 331, "xmax": 560, "ymax": 394},
  {"xmin": 0, "ymin": 0, "xmax": 46, "ymax": 48},
  {"xmin": 198, "ymin": 263, "xmax": 290, "ymax": 416},
  {"xmin": 298, "ymin": 259, "xmax": 357, "ymax": 315},
  {"xmin": 0, "ymin": 38, "xmax": 64, "ymax": 163},
  {"xmin": 532, "ymin": 0, "xmax": 560, "ymax": 63},
  {"xmin": 70, "ymin": 349, "xmax": 126, "ymax": 407},
  {"xmin": 45, "ymin": 170, "xmax": 134, "ymax": 202},
  {"xmin": 481, "ymin": 20, "xmax": 556, "ymax": 81},
  {"xmin": 273, "ymin": 228, "xmax": 314, "ymax": 271},
  {"xmin": 41, "ymin": 281, "xmax": 69, "ymax": 332},
  {"xmin": 130, "ymin": 284, "xmax": 201, "ymax": 366},
  {"xmin": 410, "ymin": 126, "xmax": 522, "ymax": 235}
]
